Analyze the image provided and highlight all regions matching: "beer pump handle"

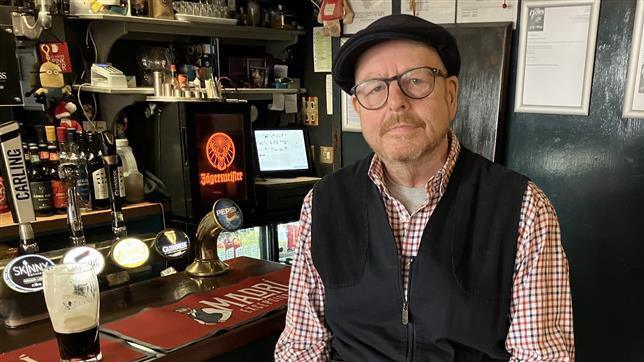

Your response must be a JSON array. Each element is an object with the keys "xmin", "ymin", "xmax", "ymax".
[
  {"xmin": 58, "ymin": 163, "xmax": 86, "ymax": 246},
  {"xmin": 185, "ymin": 199, "xmax": 243, "ymax": 277},
  {"xmin": 100, "ymin": 131, "xmax": 127, "ymax": 239},
  {"xmin": 66, "ymin": 186, "xmax": 85, "ymax": 245},
  {"xmin": 0, "ymin": 122, "xmax": 38, "ymax": 254}
]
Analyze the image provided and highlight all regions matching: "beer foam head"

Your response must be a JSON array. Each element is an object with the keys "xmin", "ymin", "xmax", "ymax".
[
  {"xmin": 47, "ymin": 298, "xmax": 99, "ymax": 333},
  {"xmin": 43, "ymin": 264, "xmax": 100, "ymax": 333},
  {"xmin": 56, "ymin": 315, "xmax": 97, "ymax": 334}
]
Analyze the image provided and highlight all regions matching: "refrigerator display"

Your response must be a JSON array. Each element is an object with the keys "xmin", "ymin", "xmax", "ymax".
[
  {"xmin": 216, "ymin": 226, "xmax": 263, "ymax": 261},
  {"xmin": 277, "ymin": 221, "xmax": 299, "ymax": 264}
]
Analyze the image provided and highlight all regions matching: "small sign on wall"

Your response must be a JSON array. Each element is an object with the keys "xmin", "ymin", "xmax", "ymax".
[
  {"xmin": 0, "ymin": 27, "xmax": 24, "ymax": 107},
  {"xmin": 514, "ymin": 0, "xmax": 600, "ymax": 116},
  {"xmin": 623, "ymin": 0, "xmax": 644, "ymax": 118}
]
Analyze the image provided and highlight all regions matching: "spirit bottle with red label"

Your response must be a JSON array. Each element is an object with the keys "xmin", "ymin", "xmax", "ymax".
[
  {"xmin": 48, "ymin": 145, "xmax": 67, "ymax": 214},
  {"xmin": 28, "ymin": 145, "xmax": 53, "ymax": 217}
]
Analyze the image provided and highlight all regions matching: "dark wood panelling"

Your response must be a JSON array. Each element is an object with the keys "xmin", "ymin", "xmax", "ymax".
[{"xmin": 447, "ymin": 22, "xmax": 512, "ymax": 161}]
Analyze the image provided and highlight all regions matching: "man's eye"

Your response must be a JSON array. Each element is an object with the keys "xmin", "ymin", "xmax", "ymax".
[{"xmin": 366, "ymin": 84, "xmax": 384, "ymax": 95}]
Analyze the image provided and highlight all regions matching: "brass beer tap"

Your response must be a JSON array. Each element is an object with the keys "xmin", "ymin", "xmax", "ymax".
[{"xmin": 185, "ymin": 199, "xmax": 243, "ymax": 277}]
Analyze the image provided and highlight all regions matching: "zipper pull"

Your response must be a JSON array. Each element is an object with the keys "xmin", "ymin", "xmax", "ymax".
[{"xmin": 402, "ymin": 303, "xmax": 409, "ymax": 325}]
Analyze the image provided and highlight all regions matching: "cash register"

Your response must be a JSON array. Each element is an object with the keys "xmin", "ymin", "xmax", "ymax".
[{"xmin": 252, "ymin": 128, "xmax": 320, "ymax": 220}]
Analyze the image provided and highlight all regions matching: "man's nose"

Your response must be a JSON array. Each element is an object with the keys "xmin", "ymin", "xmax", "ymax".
[{"xmin": 387, "ymin": 81, "xmax": 410, "ymax": 112}]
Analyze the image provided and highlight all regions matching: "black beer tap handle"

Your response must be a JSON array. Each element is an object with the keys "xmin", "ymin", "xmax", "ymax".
[{"xmin": 100, "ymin": 131, "xmax": 127, "ymax": 238}]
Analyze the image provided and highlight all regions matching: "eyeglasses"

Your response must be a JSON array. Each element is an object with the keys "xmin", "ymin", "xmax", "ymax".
[{"xmin": 351, "ymin": 66, "xmax": 448, "ymax": 110}]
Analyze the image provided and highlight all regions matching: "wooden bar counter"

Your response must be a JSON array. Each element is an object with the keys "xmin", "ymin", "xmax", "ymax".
[{"xmin": 0, "ymin": 257, "xmax": 288, "ymax": 360}]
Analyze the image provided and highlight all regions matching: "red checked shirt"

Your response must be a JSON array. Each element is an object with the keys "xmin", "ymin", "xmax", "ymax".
[{"xmin": 275, "ymin": 133, "xmax": 575, "ymax": 361}]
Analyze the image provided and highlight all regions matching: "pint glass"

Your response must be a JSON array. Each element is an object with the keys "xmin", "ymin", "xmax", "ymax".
[{"xmin": 43, "ymin": 263, "xmax": 102, "ymax": 361}]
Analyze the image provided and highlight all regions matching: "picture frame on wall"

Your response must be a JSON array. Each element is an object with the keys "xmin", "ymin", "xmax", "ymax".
[
  {"xmin": 339, "ymin": 37, "xmax": 361, "ymax": 132},
  {"xmin": 514, "ymin": 0, "xmax": 600, "ymax": 115},
  {"xmin": 623, "ymin": 0, "xmax": 644, "ymax": 118},
  {"xmin": 341, "ymin": 91, "xmax": 361, "ymax": 132},
  {"xmin": 342, "ymin": 0, "xmax": 393, "ymax": 35}
]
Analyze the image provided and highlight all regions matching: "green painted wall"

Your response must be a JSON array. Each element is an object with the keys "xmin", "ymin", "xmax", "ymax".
[{"xmin": 504, "ymin": 1, "xmax": 643, "ymax": 361}]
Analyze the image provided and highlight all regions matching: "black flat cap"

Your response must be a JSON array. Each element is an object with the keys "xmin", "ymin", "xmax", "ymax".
[{"xmin": 332, "ymin": 14, "xmax": 460, "ymax": 94}]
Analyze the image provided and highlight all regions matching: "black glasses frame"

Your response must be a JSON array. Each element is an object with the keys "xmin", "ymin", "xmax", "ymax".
[{"xmin": 351, "ymin": 66, "xmax": 448, "ymax": 110}]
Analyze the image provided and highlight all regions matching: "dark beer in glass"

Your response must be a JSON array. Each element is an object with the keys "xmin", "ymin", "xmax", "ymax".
[{"xmin": 43, "ymin": 263, "xmax": 102, "ymax": 361}]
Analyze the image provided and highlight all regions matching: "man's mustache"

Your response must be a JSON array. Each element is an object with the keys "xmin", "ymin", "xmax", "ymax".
[{"xmin": 380, "ymin": 114, "xmax": 425, "ymax": 136}]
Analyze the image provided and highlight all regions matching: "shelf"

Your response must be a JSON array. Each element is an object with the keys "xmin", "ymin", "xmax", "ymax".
[
  {"xmin": 146, "ymin": 96, "xmax": 248, "ymax": 103},
  {"xmin": 222, "ymin": 88, "xmax": 306, "ymax": 101},
  {"xmin": 147, "ymin": 96, "xmax": 224, "ymax": 103},
  {"xmin": 0, "ymin": 202, "xmax": 163, "ymax": 241},
  {"xmin": 74, "ymin": 85, "xmax": 152, "ymax": 124},
  {"xmin": 74, "ymin": 85, "xmax": 154, "ymax": 95},
  {"xmin": 222, "ymin": 88, "xmax": 305, "ymax": 94},
  {"xmin": 76, "ymin": 86, "xmax": 305, "ymax": 103},
  {"xmin": 66, "ymin": 14, "xmax": 305, "ymax": 62}
]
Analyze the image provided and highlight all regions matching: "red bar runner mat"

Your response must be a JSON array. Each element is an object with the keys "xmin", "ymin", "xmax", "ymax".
[
  {"xmin": 100, "ymin": 267, "xmax": 291, "ymax": 353},
  {"xmin": 1, "ymin": 334, "xmax": 154, "ymax": 362}
]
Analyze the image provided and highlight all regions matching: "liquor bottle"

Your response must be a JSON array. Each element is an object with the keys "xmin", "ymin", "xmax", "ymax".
[
  {"xmin": 27, "ymin": 142, "xmax": 38, "ymax": 172},
  {"xmin": 35, "ymin": 126, "xmax": 50, "ymax": 164},
  {"xmin": 233, "ymin": 237, "xmax": 242, "ymax": 257},
  {"xmin": 48, "ymin": 144, "xmax": 67, "ymax": 214},
  {"xmin": 87, "ymin": 133, "xmax": 110, "ymax": 210},
  {"xmin": 56, "ymin": 127, "xmax": 68, "ymax": 161},
  {"xmin": 19, "ymin": 123, "xmax": 29, "ymax": 166},
  {"xmin": 78, "ymin": 131, "xmax": 90, "ymax": 161},
  {"xmin": 38, "ymin": 141, "xmax": 49, "ymax": 162},
  {"xmin": 86, "ymin": 132, "xmax": 96, "ymax": 160},
  {"xmin": 24, "ymin": 142, "xmax": 32, "ymax": 172},
  {"xmin": 60, "ymin": 0, "xmax": 70, "ymax": 15},
  {"xmin": 217, "ymin": 239, "xmax": 226, "ymax": 260},
  {"xmin": 224, "ymin": 236, "xmax": 234, "ymax": 260},
  {"xmin": 170, "ymin": 64, "xmax": 179, "ymax": 91},
  {"xmin": 0, "ymin": 176, "xmax": 9, "ymax": 214},
  {"xmin": 28, "ymin": 146, "xmax": 53, "ymax": 217},
  {"xmin": 63, "ymin": 129, "xmax": 92, "ymax": 211},
  {"xmin": 45, "ymin": 125, "xmax": 57, "ymax": 149}
]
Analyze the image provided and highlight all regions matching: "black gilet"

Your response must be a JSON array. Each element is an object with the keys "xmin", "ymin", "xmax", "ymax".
[{"xmin": 311, "ymin": 148, "xmax": 528, "ymax": 361}]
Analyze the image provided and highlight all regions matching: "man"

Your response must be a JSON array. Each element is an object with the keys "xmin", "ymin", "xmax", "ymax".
[{"xmin": 275, "ymin": 14, "xmax": 574, "ymax": 361}]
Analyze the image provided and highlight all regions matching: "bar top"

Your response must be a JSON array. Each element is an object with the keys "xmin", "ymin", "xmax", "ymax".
[{"xmin": 0, "ymin": 257, "xmax": 288, "ymax": 359}]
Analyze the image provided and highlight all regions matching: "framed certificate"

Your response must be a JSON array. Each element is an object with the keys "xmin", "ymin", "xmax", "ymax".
[
  {"xmin": 514, "ymin": 0, "xmax": 600, "ymax": 115},
  {"xmin": 342, "ymin": 0, "xmax": 392, "ymax": 35},
  {"xmin": 339, "ymin": 37, "xmax": 361, "ymax": 132},
  {"xmin": 341, "ymin": 91, "xmax": 361, "ymax": 132}
]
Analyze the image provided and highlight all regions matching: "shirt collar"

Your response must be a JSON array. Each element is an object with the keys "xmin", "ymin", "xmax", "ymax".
[{"xmin": 368, "ymin": 131, "xmax": 461, "ymax": 198}]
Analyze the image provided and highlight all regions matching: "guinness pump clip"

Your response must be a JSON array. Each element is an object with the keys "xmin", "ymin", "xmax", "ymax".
[
  {"xmin": 0, "ymin": 121, "xmax": 54, "ymax": 293},
  {"xmin": 154, "ymin": 228, "xmax": 190, "ymax": 260},
  {"xmin": 186, "ymin": 198, "xmax": 243, "ymax": 277}
]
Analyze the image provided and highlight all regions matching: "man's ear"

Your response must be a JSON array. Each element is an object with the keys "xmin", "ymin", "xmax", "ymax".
[{"xmin": 445, "ymin": 76, "xmax": 459, "ymax": 120}]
